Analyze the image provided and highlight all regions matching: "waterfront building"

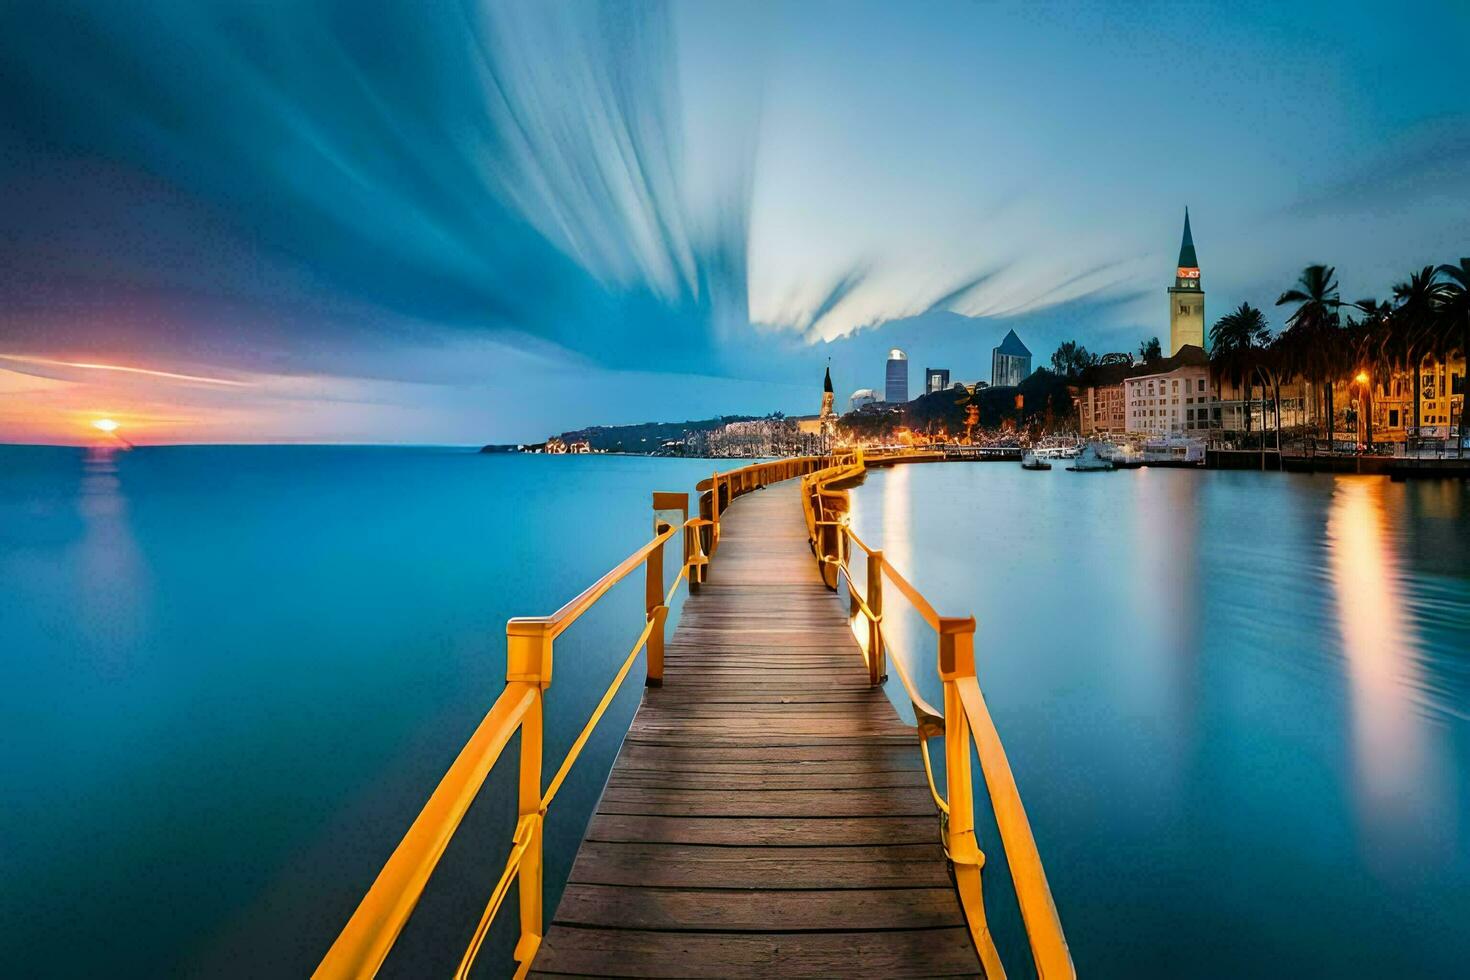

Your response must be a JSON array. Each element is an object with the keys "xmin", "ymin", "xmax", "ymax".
[
  {"xmin": 885, "ymin": 348, "xmax": 909, "ymax": 403},
  {"xmin": 1209, "ymin": 355, "xmax": 1465, "ymax": 447},
  {"xmin": 850, "ymin": 388, "xmax": 878, "ymax": 412},
  {"xmin": 1337, "ymin": 354, "xmax": 1465, "ymax": 445},
  {"xmin": 1078, "ymin": 363, "xmax": 1131, "ymax": 436},
  {"xmin": 706, "ymin": 416, "xmax": 802, "ymax": 457},
  {"xmin": 540, "ymin": 437, "xmax": 592, "ymax": 454},
  {"xmin": 925, "ymin": 367, "xmax": 950, "ymax": 395},
  {"xmin": 1124, "ymin": 345, "xmax": 1211, "ymax": 435},
  {"xmin": 1210, "ymin": 373, "xmax": 1306, "ymax": 438},
  {"xmin": 991, "ymin": 330, "xmax": 1032, "ymax": 387},
  {"xmin": 1168, "ymin": 209, "xmax": 1205, "ymax": 355}
]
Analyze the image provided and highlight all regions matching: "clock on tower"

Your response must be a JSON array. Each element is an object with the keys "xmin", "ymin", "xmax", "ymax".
[{"xmin": 1167, "ymin": 208, "xmax": 1205, "ymax": 354}]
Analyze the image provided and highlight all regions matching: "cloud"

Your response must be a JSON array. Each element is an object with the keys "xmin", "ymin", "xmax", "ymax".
[
  {"xmin": 0, "ymin": 1, "xmax": 758, "ymax": 374},
  {"xmin": 921, "ymin": 266, "xmax": 1008, "ymax": 315},
  {"xmin": 1286, "ymin": 115, "xmax": 1470, "ymax": 218}
]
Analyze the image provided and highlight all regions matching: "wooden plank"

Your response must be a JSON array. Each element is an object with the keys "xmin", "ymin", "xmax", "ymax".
[
  {"xmin": 554, "ymin": 884, "xmax": 965, "ymax": 931},
  {"xmin": 596, "ymin": 787, "xmax": 936, "ymax": 818},
  {"xmin": 606, "ymin": 769, "xmax": 929, "ymax": 790},
  {"xmin": 567, "ymin": 842, "xmax": 952, "ymax": 889},
  {"xmin": 531, "ymin": 926, "xmax": 981, "ymax": 978},
  {"xmin": 533, "ymin": 480, "xmax": 980, "ymax": 978},
  {"xmin": 610, "ymin": 742, "xmax": 923, "ymax": 766}
]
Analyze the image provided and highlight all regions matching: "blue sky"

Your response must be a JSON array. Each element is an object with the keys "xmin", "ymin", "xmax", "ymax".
[{"xmin": 2, "ymin": 0, "xmax": 1466, "ymax": 443}]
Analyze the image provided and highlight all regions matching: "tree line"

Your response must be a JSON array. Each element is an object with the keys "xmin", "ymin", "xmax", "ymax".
[
  {"xmin": 1212, "ymin": 260, "xmax": 1468, "ymax": 453},
  {"xmin": 1047, "ymin": 259, "xmax": 1469, "ymax": 454}
]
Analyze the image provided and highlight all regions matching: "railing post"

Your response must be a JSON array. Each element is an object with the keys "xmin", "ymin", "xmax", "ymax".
[
  {"xmin": 504, "ymin": 619, "xmax": 551, "ymax": 971},
  {"xmin": 867, "ymin": 550, "xmax": 885, "ymax": 685},
  {"xmin": 938, "ymin": 616, "xmax": 999, "ymax": 975},
  {"xmin": 646, "ymin": 520, "xmax": 668, "ymax": 687},
  {"xmin": 710, "ymin": 472, "xmax": 721, "ymax": 556}
]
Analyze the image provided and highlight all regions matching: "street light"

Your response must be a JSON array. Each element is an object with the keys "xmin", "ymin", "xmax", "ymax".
[{"xmin": 1353, "ymin": 372, "xmax": 1371, "ymax": 452}]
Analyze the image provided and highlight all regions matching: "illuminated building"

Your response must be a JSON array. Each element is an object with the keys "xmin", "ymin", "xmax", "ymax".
[
  {"xmin": 849, "ymin": 388, "xmax": 878, "ymax": 411},
  {"xmin": 1124, "ymin": 345, "xmax": 1211, "ymax": 435},
  {"xmin": 990, "ymin": 330, "xmax": 1031, "ymax": 387},
  {"xmin": 885, "ymin": 348, "xmax": 909, "ymax": 403},
  {"xmin": 1168, "ymin": 209, "xmax": 1205, "ymax": 355},
  {"xmin": 1078, "ymin": 362, "xmax": 1131, "ymax": 436},
  {"xmin": 925, "ymin": 367, "xmax": 950, "ymax": 395}
]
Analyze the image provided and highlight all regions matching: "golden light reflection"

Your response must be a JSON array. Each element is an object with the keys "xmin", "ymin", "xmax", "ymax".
[{"xmin": 1325, "ymin": 477, "xmax": 1440, "ymax": 863}]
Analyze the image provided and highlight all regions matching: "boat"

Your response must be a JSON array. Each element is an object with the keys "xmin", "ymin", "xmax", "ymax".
[
  {"xmin": 1141, "ymin": 435, "xmax": 1206, "ymax": 466},
  {"xmin": 1066, "ymin": 443, "xmax": 1114, "ymax": 472},
  {"xmin": 1020, "ymin": 451, "xmax": 1052, "ymax": 471}
]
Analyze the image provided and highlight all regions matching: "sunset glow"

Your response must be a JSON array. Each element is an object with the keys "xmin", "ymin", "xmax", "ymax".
[{"xmin": 92, "ymin": 418, "xmax": 119, "ymax": 433}]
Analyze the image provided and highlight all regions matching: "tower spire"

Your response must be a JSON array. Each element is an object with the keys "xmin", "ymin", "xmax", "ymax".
[
  {"xmin": 823, "ymin": 357, "xmax": 833, "ymax": 393},
  {"xmin": 1177, "ymin": 207, "xmax": 1198, "ymax": 269}
]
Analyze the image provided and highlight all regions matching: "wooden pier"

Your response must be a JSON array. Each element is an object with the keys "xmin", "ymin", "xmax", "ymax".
[
  {"xmin": 530, "ymin": 482, "xmax": 979, "ymax": 977},
  {"xmin": 314, "ymin": 452, "xmax": 1071, "ymax": 980}
]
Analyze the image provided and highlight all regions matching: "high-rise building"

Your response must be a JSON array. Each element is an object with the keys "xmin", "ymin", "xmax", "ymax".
[
  {"xmin": 849, "ymin": 389, "xmax": 878, "ymax": 411},
  {"xmin": 924, "ymin": 368, "xmax": 950, "ymax": 395},
  {"xmin": 990, "ymin": 330, "xmax": 1031, "ymax": 387},
  {"xmin": 885, "ymin": 348, "xmax": 909, "ymax": 403},
  {"xmin": 1168, "ymin": 209, "xmax": 1205, "ymax": 355}
]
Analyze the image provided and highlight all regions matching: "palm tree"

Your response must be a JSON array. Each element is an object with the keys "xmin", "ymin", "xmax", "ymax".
[
  {"xmin": 1435, "ymin": 259, "xmax": 1470, "ymax": 456},
  {"xmin": 1258, "ymin": 337, "xmax": 1287, "ymax": 450},
  {"xmin": 1390, "ymin": 266, "xmax": 1447, "ymax": 452},
  {"xmin": 1209, "ymin": 302, "xmax": 1271, "ymax": 445},
  {"xmin": 1277, "ymin": 265, "xmax": 1344, "ymax": 450},
  {"xmin": 1348, "ymin": 299, "xmax": 1394, "ymax": 449}
]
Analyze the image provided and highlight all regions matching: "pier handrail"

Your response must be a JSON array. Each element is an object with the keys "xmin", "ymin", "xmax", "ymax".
[
  {"xmin": 314, "ymin": 455, "xmax": 832, "ymax": 980},
  {"xmin": 801, "ymin": 451, "xmax": 1075, "ymax": 980}
]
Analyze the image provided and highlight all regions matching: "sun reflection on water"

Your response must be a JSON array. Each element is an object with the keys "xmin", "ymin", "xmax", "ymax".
[
  {"xmin": 77, "ymin": 447, "xmax": 148, "ymax": 665},
  {"xmin": 1325, "ymin": 476, "xmax": 1450, "ymax": 866}
]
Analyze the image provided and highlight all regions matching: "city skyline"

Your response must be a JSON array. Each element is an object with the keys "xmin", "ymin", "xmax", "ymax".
[{"xmin": 3, "ymin": 1, "xmax": 1467, "ymax": 444}]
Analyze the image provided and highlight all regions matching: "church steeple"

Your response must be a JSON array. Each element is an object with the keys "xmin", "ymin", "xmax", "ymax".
[
  {"xmin": 818, "ymin": 359, "xmax": 837, "ymax": 445},
  {"xmin": 1177, "ymin": 208, "xmax": 1198, "ymax": 270},
  {"xmin": 1167, "ymin": 208, "xmax": 1205, "ymax": 354}
]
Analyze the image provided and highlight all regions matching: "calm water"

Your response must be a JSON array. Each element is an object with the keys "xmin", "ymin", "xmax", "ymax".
[
  {"xmin": 0, "ymin": 446, "xmax": 721, "ymax": 978},
  {"xmin": 848, "ymin": 463, "xmax": 1470, "ymax": 979},
  {"xmin": 2, "ymin": 448, "xmax": 1467, "ymax": 977}
]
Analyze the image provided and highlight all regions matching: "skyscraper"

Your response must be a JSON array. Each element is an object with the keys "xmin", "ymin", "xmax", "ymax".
[
  {"xmin": 1168, "ymin": 208, "xmax": 1205, "ymax": 354},
  {"xmin": 990, "ymin": 330, "xmax": 1031, "ymax": 387},
  {"xmin": 925, "ymin": 368, "xmax": 950, "ymax": 395},
  {"xmin": 885, "ymin": 348, "xmax": 908, "ymax": 403}
]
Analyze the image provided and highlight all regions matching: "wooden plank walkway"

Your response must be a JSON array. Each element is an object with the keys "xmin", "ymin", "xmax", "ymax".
[{"xmin": 530, "ymin": 482, "xmax": 981, "ymax": 978}]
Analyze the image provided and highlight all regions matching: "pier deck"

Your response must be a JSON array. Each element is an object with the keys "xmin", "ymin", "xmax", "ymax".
[{"xmin": 530, "ymin": 482, "xmax": 981, "ymax": 977}]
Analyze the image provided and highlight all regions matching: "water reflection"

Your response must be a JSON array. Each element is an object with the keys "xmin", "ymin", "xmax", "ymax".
[
  {"xmin": 880, "ymin": 461, "xmax": 914, "ymax": 579},
  {"xmin": 1325, "ymin": 477, "xmax": 1448, "ymax": 866},
  {"xmin": 845, "ymin": 464, "xmax": 1470, "ymax": 976},
  {"xmin": 76, "ymin": 447, "xmax": 148, "ymax": 665}
]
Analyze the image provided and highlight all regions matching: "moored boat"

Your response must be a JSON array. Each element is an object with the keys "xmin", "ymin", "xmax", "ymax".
[
  {"xmin": 1020, "ymin": 451, "xmax": 1052, "ymax": 471},
  {"xmin": 1066, "ymin": 443, "xmax": 1114, "ymax": 472}
]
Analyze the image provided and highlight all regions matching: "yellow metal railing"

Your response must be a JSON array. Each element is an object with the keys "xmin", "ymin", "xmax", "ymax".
[
  {"xmin": 801, "ymin": 450, "xmax": 1075, "ymax": 980},
  {"xmin": 314, "ymin": 455, "xmax": 831, "ymax": 980}
]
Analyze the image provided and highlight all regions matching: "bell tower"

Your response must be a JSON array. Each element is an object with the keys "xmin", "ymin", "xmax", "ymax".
[{"xmin": 1168, "ymin": 208, "xmax": 1205, "ymax": 354}]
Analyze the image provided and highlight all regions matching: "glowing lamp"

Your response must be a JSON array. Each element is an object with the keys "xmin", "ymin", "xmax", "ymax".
[{"xmin": 1355, "ymin": 372, "xmax": 1369, "ymax": 385}]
